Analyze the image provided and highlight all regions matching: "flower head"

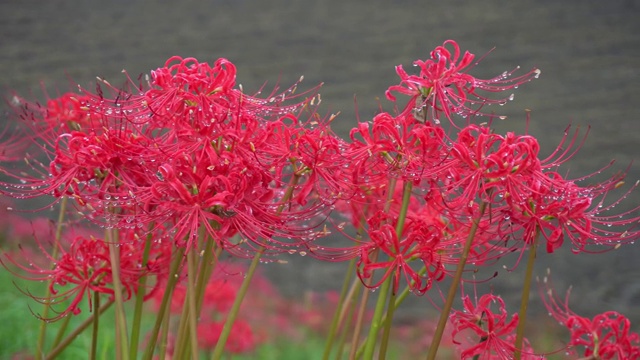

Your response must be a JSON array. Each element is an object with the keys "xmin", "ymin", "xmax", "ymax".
[
  {"xmin": 541, "ymin": 272, "xmax": 640, "ymax": 359},
  {"xmin": 386, "ymin": 40, "xmax": 540, "ymax": 126},
  {"xmin": 450, "ymin": 293, "xmax": 539, "ymax": 359},
  {"xmin": 0, "ymin": 233, "xmax": 149, "ymax": 320}
]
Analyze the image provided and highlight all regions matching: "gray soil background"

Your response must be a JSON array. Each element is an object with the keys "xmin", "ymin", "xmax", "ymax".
[{"xmin": 1, "ymin": 0, "xmax": 639, "ymax": 330}]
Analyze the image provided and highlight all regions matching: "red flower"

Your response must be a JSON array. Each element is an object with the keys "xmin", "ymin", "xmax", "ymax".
[
  {"xmin": 385, "ymin": 40, "xmax": 540, "ymax": 125},
  {"xmin": 442, "ymin": 124, "xmax": 542, "ymax": 208},
  {"xmin": 450, "ymin": 293, "xmax": 539, "ymax": 359},
  {"xmin": 1, "ymin": 235, "xmax": 145, "ymax": 320},
  {"xmin": 541, "ymin": 273, "xmax": 640, "ymax": 359},
  {"xmin": 357, "ymin": 222, "xmax": 438, "ymax": 294},
  {"xmin": 346, "ymin": 111, "xmax": 447, "ymax": 187},
  {"xmin": 437, "ymin": 124, "xmax": 639, "ymax": 254}
]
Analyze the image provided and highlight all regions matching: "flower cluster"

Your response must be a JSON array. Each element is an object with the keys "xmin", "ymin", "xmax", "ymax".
[{"xmin": 2, "ymin": 56, "xmax": 344, "ymax": 257}]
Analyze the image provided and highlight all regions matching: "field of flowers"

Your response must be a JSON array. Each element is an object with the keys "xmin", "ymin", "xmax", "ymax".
[{"xmin": 0, "ymin": 40, "xmax": 638, "ymax": 359}]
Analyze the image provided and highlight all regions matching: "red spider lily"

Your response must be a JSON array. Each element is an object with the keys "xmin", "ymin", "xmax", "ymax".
[
  {"xmin": 128, "ymin": 57, "xmax": 334, "ymax": 256},
  {"xmin": 450, "ymin": 293, "xmax": 540, "ymax": 359},
  {"xmin": 357, "ymin": 222, "xmax": 438, "ymax": 294},
  {"xmin": 434, "ymin": 123, "xmax": 639, "ymax": 254},
  {"xmin": 8, "ymin": 91, "xmax": 100, "ymax": 138},
  {"xmin": 352, "ymin": 200, "xmax": 473, "ymax": 294},
  {"xmin": 0, "ymin": 95, "xmax": 157, "ymax": 216},
  {"xmin": 540, "ymin": 273, "xmax": 640, "ymax": 359},
  {"xmin": 139, "ymin": 56, "xmax": 315, "ymax": 132},
  {"xmin": 385, "ymin": 39, "xmax": 540, "ymax": 125},
  {"xmin": 2, "ymin": 56, "xmax": 337, "ymax": 262},
  {"xmin": 438, "ymin": 124, "xmax": 543, "ymax": 209},
  {"xmin": 346, "ymin": 111, "xmax": 447, "ymax": 188},
  {"xmin": 138, "ymin": 135, "xmax": 328, "ymax": 256},
  {"xmin": 260, "ymin": 114, "xmax": 349, "ymax": 204},
  {"xmin": 503, "ymin": 169, "xmax": 639, "ymax": 253},
  {"xmin": 0, "ymin": 234, "xmax": 147, "ymax": 320}
]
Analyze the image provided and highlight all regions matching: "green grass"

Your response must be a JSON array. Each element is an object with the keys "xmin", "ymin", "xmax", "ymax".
[
  {"xmin": 0, "ymin": 265, "xmax": 568, "ymax": 359},
  {"xmin": 0, "ymin": 268, "xmax": 338, "ymax": 360}
]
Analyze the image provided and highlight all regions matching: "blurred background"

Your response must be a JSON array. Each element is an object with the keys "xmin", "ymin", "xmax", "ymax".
[{"xmin": 1, "ymin": 0, "xmax": 639, "ymax": 330}]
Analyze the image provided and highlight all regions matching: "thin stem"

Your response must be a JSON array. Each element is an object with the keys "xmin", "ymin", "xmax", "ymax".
[
  {"xmin": 378, "ymin": 289, "xmax": 397, "ymax": 360},
  {"xmin": 173, "ymin": 264, "xmax": 194, "ymax": 359},
  {"xmin": 211, "ymin": 173, "xmax": 299, "ymax": 359},
  {"xmin": 195, "ymin": 234, "xmax": 219, "ymax": 313},
  {"xmin": 178, "ymin": 237, "xmax": 221, "ymax": 360},
  {"xmin": 362, "ymin": 181, "xmax": 413, "ymax": 360},
  {"xmin": 210, "ymin": 247, "xmax": 264, "ymax": 360},
  {"xmin": 349, "ymin": 177, "xmax": 400, "ymax": 360},
  {"xmin": 362, "ymin": 266, "xmax": 393, "ymax": 359},
  {"xmin": 36, "ymin": 196, "xmax": 68, "ymax": 359},
  {"xmin": 142, "ymin": 245, "xmax": 186, "ymax": 360},
  {"xmin": 354, "ymin": 266, "xmax": 428, "ymax": 359},
  {"xmin": 90, "ymin": 292, "xmax": 101, "ymax": 360},
  {"xmin": 186, "ymin": 247, "xmax": 200, "ymax": 360},
  {"xmin": 514, "ymin": 233, "xmax": 539, "ymax": 360},
  {"xmin": 348, "ymin": 270, "xmax": 374, "ymax": 360},
  {"xmin": 336, "ymin": 281, "xmax": 360, "ymax": 360},
  {"xmin": 158, "ymin": 298, "xmax": 172, "ymax": 360},
  {"xmin": 129, "ymin": 230, "xmax": 154, "ymax": 360},
  {"xmin": 426, "ymin": 200, "xmax": 488, "ymax": 360},
  {"xmin": 323, "ymin": 258, "xmax": 357, "ymax": 360},
  {"xmin": 107, "ymin": 228, "xmax": 130, "ymax": 360},
  {"xmin": 45, "ymin": 299, "xmax": 114, "ymax": 360},
  {"xmin": 180, "ymin": 232, "xmax": 221, "ymax": 360}
]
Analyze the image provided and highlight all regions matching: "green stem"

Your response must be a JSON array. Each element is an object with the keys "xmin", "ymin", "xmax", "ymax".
[
  {"xmin": 45, "ymin": 298, "xmax": 114, "ymax": 360},
  {"xmin": 378, "ymin": 289, "xmax": 397, "ymax": 360},
  {"xmin": 362, "ymin": 181, "xmax": 413, "ymax": 360},
  {"xmin": 186, "ymin": 247, "xmax": 200, "ymax": 360},
  {"xmin": 322, "ymin": 258, "xmax": 357, "ymax": 360},
  {"xmin": 211, "ymin": 172, "xmax": 300, "ymax": 359},
  {"xmin": 173, "ymin": 266, "xmax": 194, "ymax": 359},
  {"xmin": 355, "ymin": 266, "xmax": 428, "ymax": 358},
  {"xmin": 107, "ymin": 228, "xmax": 130, "ymax": 360},
  {"xmin": 195, "ymin": 234, "xmax": 219, "ymax": 312},
  {"xmin": 158, "ymin": 298, "xmax": 172, "ymax": 360},
  {"xmin": 350, "ymin": 179, "xmax": 399, "ymax": 359},
  {"xmin": 178, "ymin": 232, "xmax": 220, "ymax": 360},
  {"xmin": 426, "ymin": 200, "xmax": 488, "ymax": 360},
  {"xmin": 210, "ymin": 247, "xmax": 264, "ymax": 360},
  {"xmin": 335, "ymin": 281, "xmax": 360, "ymax": 360},
  {"xmin": 129, "ymin": 230, "xmax": 154, "ymax": 360},
  {"xmin": 142, "ymin": 245, "xmax": 186, "ymax": 360},
  {"xmin": 514, "ymin": 233, "xmax": 539, "ymax": 359},
  {"xmin": 90, "ymin": 292, "xmax": 100, "ymax": 360},
  {"xmin": 348, "ymin": 270, "xmax": 374, "ymax": 360},
  {"xmin": 36, "ymin": 196, "xmax": 68, "ymax": 358}
]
